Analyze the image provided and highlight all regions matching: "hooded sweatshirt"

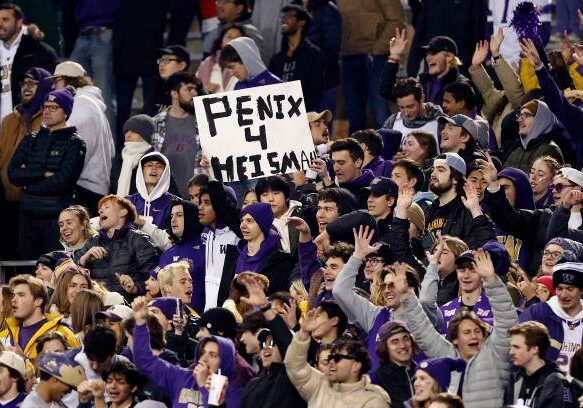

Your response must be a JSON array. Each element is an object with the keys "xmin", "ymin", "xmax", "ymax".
[
  {"xmin": 128, "ymin": 152, "xmax": 178, "ymax": 230},
  {"xmin": 69, "ymin": 85, "xmax": 115, "ymax": 196},
  {"xmin": 133, "ymin": 324, "xmax": 251, "ymax": 408},
  {"xmin": 229, "ymin": 37, "xmax": 282, "ymax": 90},
  {"xmin": 159, "ymin": 199, "xmax": 206, "ymax": 314},
  {"xmin": 495, "ymin": 167, "xmax": 535, "ymax": 272},
  {"xmin": 202, "ymin": 181, "xmax": 241, "ymax": 311}
]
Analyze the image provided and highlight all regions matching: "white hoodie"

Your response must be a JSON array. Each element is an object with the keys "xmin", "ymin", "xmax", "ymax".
[{"xmin": 69, "ymin": 85, "xmax": 115, "ymax": 195}]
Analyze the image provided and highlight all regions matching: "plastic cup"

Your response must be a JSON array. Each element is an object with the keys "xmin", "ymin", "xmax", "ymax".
[{"xmin": 207, "ymin": 372, "xmax": 228, "ymax": 406}]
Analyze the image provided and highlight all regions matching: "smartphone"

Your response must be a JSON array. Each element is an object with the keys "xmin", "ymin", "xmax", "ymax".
[{"xmin": 177, "ymin": 299, "xmax": 184, "ymax": 319}]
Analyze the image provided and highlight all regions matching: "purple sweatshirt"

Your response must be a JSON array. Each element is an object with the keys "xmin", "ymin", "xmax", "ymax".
[
  {"xmin": 133, "ymin": 324, "xmax": 243, "ymax": 408},
  {"xmin": 439, "ymin": 291, "xmax": 493, "ymax": 335}
]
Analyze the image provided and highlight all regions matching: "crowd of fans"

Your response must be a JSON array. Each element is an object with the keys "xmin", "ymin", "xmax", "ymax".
[{"xmin": 0, "ymin": 0, "xmax": 582, "ymax": 407}]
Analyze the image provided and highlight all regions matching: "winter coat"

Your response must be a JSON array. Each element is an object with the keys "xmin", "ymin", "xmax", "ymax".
[
  {"xmin": 372, "ymin": 359, "xmax": 415, "ymax": 408},
  {"xmin": 133, "ymin": 323, "xmax": 253, "ymax": 408},
  {"xmin": 337, "ymin": 0, "xmax": 404, "ymax": 56},
  {"xmin": 407, "ymin": 0, "xmax": 488, "ymax": 76},
  {"xmin": 127, "ymin": 151, "xmax": 179, "ymax": 229},
  {"xmin": 484, "ymin": 187, "xmax": 552, "ymax": 276},
  {"xmin": 424, "ymin": 196, "xmax": 496, "ymax": 250},
  {"xmin": 8, "ymin": 126, "xmax": 86, "ymax": 218},
  {"xmin": 10, "ymin": 35, "xmax": 58, "ymax": 108},
  {"xmin": 69, "ymin": 85, "xmax": 115, "ymax": 196},
  {"xmin": 394, "ymin": 276, "xmax": 518, "ymax": 408},
  {"xmin": 0, "ymin": 314, "xmax": 80, "ymax": 360},
  {"xmin": 333, "ymin": 256, "xmax": 443, "ymax": 370},
  {"xmin": 547, "ymin": 206, "xmax": 583, "ymax": 244},
  {"xmin": 285, "ymin": 331, "xmax": 391, "ymax": 408},
  {"xmin": 503, "ymin": 361, "xmax": 565, "ymax": 408},
  {"xmin": 74, "ymin": 226, "xmax": 158, "ymax": 296}
]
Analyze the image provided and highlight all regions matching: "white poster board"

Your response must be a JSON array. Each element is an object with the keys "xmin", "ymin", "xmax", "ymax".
[{"xmin": 194, "ymin": 81, "xmax": 317, "ymax": 182}]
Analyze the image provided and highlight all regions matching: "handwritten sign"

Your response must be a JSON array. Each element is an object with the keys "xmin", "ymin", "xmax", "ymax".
[{"xmin": 194, "ymin": 81, "xmax": 317, "ymax": 182}]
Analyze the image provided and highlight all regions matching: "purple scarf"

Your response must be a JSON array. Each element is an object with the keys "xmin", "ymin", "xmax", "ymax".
[{"xmin": 235, "ymin": 230, "xmax": 280, "ymax": 274}]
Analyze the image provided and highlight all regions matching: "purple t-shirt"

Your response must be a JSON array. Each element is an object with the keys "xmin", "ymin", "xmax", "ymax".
[{"xmin": 18, "ymin": 318, "xmax": 48, "ymax": 351}]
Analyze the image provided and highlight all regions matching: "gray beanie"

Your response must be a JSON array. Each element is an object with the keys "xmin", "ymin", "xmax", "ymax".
[{"xmin": 123, "ymin": 114, "xmax": 155, "ymax": 143}]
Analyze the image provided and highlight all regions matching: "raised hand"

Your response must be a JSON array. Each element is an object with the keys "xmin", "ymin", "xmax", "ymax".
[
  {"xmin": 300, "ymin": 308, "xmax": 320, "ymax": 334},
  {"xmin": 426, "ymin": 234, "xmax": 445, "ymax": 265},
  {"xmin": 287, "ymin": 216, "xmax": 312, "ymax": 243},
  {"xmin": 520, "ymin": 38, "xmax": 542, "ymax": 69},
  {"xmin": 472, "ymin": 40, "xmax": 490, "ymax": 67},
  {"xmin": 393, "ymin": 262, "xmax": 413, "ymax": 302},
  {"xmin": 308, "ymin": 158, "xmax": 329, "ymax": 180},
  {"xmin": 490, "ymin": 27, "xmax": 505, "ymax": 57},
  {"xmin": 396, "ymin": 186, "xmax": 415, "ymax": 210},
  {"xmin": 476, "ymin": 152, "xmax": 498, "ymax": 185},
  {"xmin": 389, "ymin": 27, "xmax": 408, "ymax": 59},
  {"xmin": 116, "ymin": 273, "xmax": 138, "ymax": 294},
  {"xmin": 239, "ymin": 274, "xmax": 269, "ymax": 308},
  {"xmin": 352, "ymin": 225, "xmax": 380, "ymax": 260},
  {"xmin": 461, "ymin": 183, "xmax": 482, "ymax": 214},
  {"xmin": 281, "ymin": 300, "xmax": 298, "ymax": 329},
  {"xmin": 131, "ymin": 296, "xmax": 148, "ymax": 325},
  {"xmin": 474, "ymin": 249, "xmax": 496, "ymax": 282}
]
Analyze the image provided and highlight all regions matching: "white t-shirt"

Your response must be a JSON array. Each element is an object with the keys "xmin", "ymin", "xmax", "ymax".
[{"xmin": 0, "ymin": 28, "xmax": 23, "ymax": 121}]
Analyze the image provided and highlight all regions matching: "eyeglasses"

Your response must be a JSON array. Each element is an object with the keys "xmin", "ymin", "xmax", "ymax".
[
  {"xmin": 365, "ymin": 257, "xmax": 384, "ymax": 265},
  {"xmin": 543, "ymin": 250, "xmax": 563, "ymax": 259},
  {"xmin": 20, "ymin": 79, "xmax": 39, "ymax": 88},
  {"xmin": 157, "ymin": 57, "xmax": 181, "ymax": 65},
  {"xmin": 42, "ymin": 104, "xmax": 61, "ymax": 112},
  {"xmin": 327, "ymin": 353, "xmax": 356, "ymax": 363},
  {"xmin": 551, "ymin": 183, "xmax": 575, "ymax": 193},
  {"xmin": 517, "ymin": 111, "xmax": 534, "ymax": 121}
]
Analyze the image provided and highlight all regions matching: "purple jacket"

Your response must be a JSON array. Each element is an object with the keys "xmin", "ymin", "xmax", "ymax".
[
  {"xmin": 133, "ymin": 323, "xmax": 252, "ymax": 407},
  {"xmin": 439, "ymin": 291, "xmax": 493, "ymax": 335},
  {"xmin": 234, "ymin": 70, "xmax": 282, "ymax": 90},
  {"xmin": 364, "ymin": 157, "xmax": 393, "ymax": 178},
  {"xmin": 299, "ymin": 241, "xmax": 321, "ymax": 289},
  {"xmin": 159, "ymin": 238, "xmax": 206, "ymax": 314}
]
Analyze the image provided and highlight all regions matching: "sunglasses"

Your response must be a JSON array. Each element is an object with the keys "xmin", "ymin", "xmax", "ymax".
[
  {"xmin": 260, "ymin": 339, "xmax": 275, "ymax": 349},
  {"xmin": 551, "ymin": 183, "xmax": 575, "ymax": 193},
  {"xmin": 327, "ymin": 353, "xmax": 356, "ymax": 363}
]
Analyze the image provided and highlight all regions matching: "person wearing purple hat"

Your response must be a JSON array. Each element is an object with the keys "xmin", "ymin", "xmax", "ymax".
[
  {"xmin": 198, "ymin": 180, "xmax": 241, "ymax": 311},
  {"xmin": 8, "ymin": 87, "xmax": 86, "ymax": 261},
  {"xmin": 424, "ymin": 152, "xmax": 496, "ymax": 249},
  {"xmin": 218, "ymin": 202, "xmax": 294, "ymax": 306},
  {"xmin": 408, "ymin": 357, "xmax": 466, "ymax": 407}
]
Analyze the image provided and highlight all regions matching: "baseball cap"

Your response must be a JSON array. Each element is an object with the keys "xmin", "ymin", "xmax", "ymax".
[
  {"xmin": 434, "ymin": 152, "xmax": 467, "ymax": 176},
  {"xmin": 438, "ymin": 114, "xmax": 479, "ymax": 142},
  {"xmin": 377, "ymin": 320, "xmax": 410, "ymax": 344},
  {"xmin": 48, "ymin": 61, "xmax": 86, "ymax": 79},
  {"xmin": 558, "ymin": 168, "xmax": 583, "ymax": 188},
  {"xmin": 0, "ymin": 351, "xmax": 25, "ymax": 379},
  {"xmin": 158, "ymin": 45, "xmax": 191, "ymax": 66},
  {"xmin": 422, "ymin": 36, "xmax": 458, "ymax": 55},
  {"xmin": 95, "ymin": 305, "xmax": 133, "ymax": 322},
  {"xmin": 365, "ymin": 177, "xmax": 399, "ymax": 198},
  {"xmin": 455, "ymin": 250, "xmax": 475, "ymax": 266},
  {"xmin": 257, "ymin": 328, "xmax": 274, "ymax": 348},
  {"xmin": 307, "ymin": 110, "xmax": 332, "ymax": 123},
  {"xmin": 141, "ymin": 153, "xmax": 167, "ymax": 167},
  {"xmin": 38, "ymin": 352, "xmax": 87, "ymax": 388}
]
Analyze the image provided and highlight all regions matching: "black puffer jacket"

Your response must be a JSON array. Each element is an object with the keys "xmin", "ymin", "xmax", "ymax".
[
  {"xmin": 8, "ymin": 126, "xmax": 86, "ymax": 218},
  {"xmin": 74, "ymin": 226, "xmax": 158, "ymax": 297}
]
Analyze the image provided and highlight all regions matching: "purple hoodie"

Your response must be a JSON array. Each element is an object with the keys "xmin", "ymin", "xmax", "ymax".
[{"xmin": 133, "ymin": 323, "xmax": 250, "ymax": 408}]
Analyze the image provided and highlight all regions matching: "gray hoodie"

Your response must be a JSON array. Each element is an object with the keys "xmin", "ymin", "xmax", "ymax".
[
  {"xmin": 520, "ymin": 100, "xmax": 560, "ymax": 149},
  {"xmin": 228, "ymin": 37, "xmax": 267, "ymax": 79}
]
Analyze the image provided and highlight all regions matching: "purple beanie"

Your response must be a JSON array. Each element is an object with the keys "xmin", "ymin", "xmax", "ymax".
[
  {"xmin": 148, "ymin": 297, "xmax": 180, "ymax": 321},
  {"xmin": 241, "ymin": 202, "xmax": 274, "ymax": 236},
  {"xmin": 416, "ymin": 357, "xmax": 466, "ymax": 391},
  {"xmin": 45, "ymin": 89, "xmax": 74, "ymax": 117}
]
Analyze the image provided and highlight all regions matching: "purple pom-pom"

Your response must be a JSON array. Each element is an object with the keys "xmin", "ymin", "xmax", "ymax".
[{"xmin": 510, "ymin": 1, "xmax": 542, "ymax": 47}]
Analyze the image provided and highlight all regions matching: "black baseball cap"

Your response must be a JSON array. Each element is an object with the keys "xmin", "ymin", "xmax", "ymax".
[
  {"xmin": 365, "ymin": 177, "xmax": 399, "ymax": 198},
  {"xmin": 422, "ymin": 36, "xmax": 458, "ymax": 55},
  {"xmin": 158, "ymin": 45, "xmax": 191, "ymax": 67}
]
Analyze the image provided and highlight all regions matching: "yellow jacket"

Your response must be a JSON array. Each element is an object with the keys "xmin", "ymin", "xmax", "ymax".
[{"xmin": 0, "ymin": 313, "xmax": 80, "ymax": 360}]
